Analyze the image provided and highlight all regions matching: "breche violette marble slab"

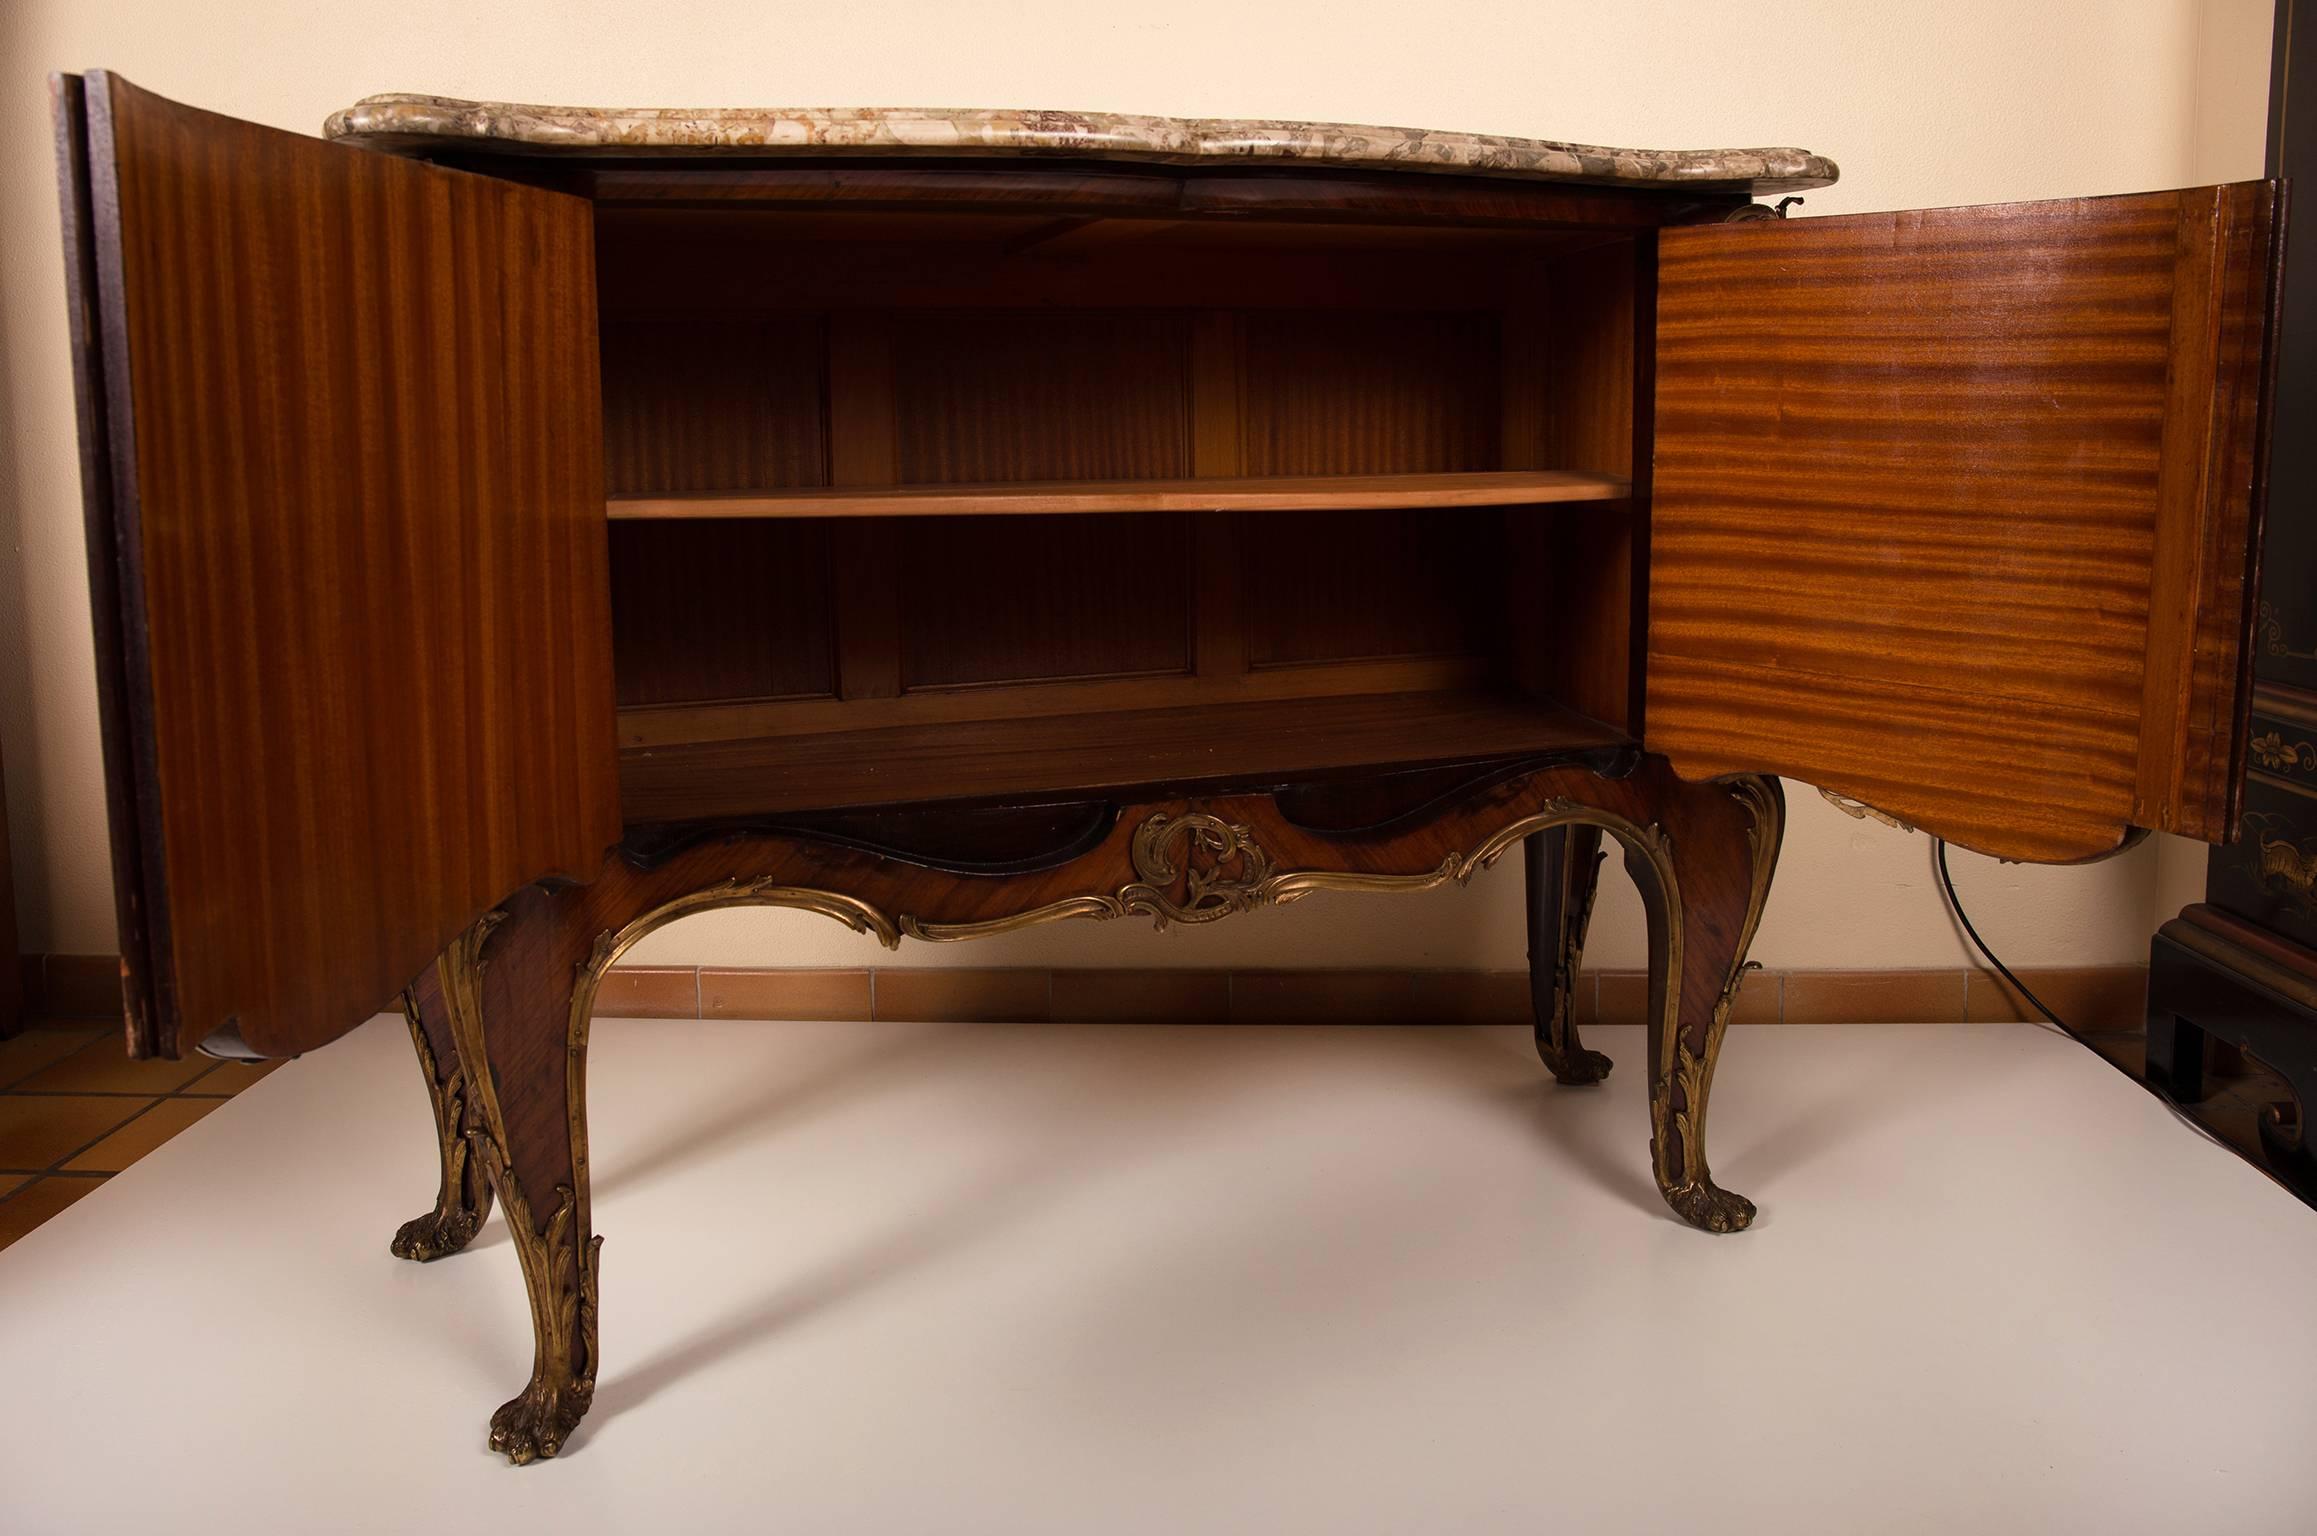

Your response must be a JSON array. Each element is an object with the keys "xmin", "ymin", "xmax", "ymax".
[{"xmin": 324, "ymin": 97, "xmax": 1838, "ymax": 194}]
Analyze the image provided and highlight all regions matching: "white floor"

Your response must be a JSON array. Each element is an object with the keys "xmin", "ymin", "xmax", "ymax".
[{"xmin": 1, "ymin": 1016, "xmax": 2313, "ymax": 1533}]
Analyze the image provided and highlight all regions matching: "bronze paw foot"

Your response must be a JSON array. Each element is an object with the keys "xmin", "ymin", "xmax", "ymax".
[
  {"xmin": 390, "ymin": 1205, "xmax": 484, "ymax": 1262},
  {"xmin": 489, "ymin": 1377, "xmax": 595, "ymax": 1465},
  {"xmin": 1661, "ymin": 1179, "xmax": 1756, "ymax": 1234}
]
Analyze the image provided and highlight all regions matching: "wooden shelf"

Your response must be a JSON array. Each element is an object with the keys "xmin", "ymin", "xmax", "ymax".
[
  {"xmin": 618, "ymin": 686, "xmax": 1630, "ymax": 822},
  {"xmin": 607, "ymin": 469, "xmax": 1630, "ymax": 522}
]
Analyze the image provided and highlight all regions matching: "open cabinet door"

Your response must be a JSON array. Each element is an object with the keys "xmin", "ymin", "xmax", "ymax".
[
  {"xmin": 53, "ymin": 73, "xmax": 618, "ymax": 1058},
  {"xmin": 1646, "ymin": 184, "xmax": 2283, "ymax": 863}
]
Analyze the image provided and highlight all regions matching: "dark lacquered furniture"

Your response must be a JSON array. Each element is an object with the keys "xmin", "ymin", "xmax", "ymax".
[
  {"xmin": 51, "ymin": 72, "xmax": 2283, "ymax": 1460},
  {"xmin": 2148, "ymin": 0, "xmax": 2317, "ymax": 1199}
]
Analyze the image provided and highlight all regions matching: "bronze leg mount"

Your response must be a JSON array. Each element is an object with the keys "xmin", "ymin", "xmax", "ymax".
[{"xmin": 397, "ymin": 756, "xmax": 1784, "ymax": 1462}]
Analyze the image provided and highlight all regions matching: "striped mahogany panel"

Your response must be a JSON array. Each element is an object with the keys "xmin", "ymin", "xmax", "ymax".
[
  {"xmin": 1648, "ymin": 186, "xmax": 2280, "ymax": 862},
  {"xmin": 892, "ymin": 310, "xmax": 1190, "ymax": 483},
  {"xmin": 1241, "ymin": 310, "xmax": 1499, "ymax": 474},
  {"xmin": 1242, "ymin": 508, "xmax": 1490, "ymax": 666},
  {"xmin": 2136, "ymin": 183, "xmax": 2281, "ymax": 840},
  {"xmin": 600, "ymin": 316, "xmax": 826, "ymax": 495},
  {"xmin": 68, "ymin": 74, "xmax": 618, "ymax": 1056},
  {"xmin": 896, "ymin": 513, "xmax": 1191, "ymax": 688},
  {"xmin": 608, "ymin": 521, "xmax": 835, "ymax": 706}
]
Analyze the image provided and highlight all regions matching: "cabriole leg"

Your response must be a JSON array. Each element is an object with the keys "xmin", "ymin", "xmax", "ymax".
[
  {"xmin": 439, "ymin": 905, "xmax": 603, "ymax": 1465},
  {"xmin": 389, "ymin": 970, "xmax": 494, "ymax": 1261},
  {"xmin": 1525, "ymin": 825, "xmax": 1611, "ymax": 1084},
  {"xmin": 1626, "ymin": 775, "xmax": 1784, "ymax": 1234}
]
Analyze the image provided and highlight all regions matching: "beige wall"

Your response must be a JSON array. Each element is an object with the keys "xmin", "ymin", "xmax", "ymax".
[{"xmin": 0, "ymin": 0, "xmax": 2275, "ymax": 976}]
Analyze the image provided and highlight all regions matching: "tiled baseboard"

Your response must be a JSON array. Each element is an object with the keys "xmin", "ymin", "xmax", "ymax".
[
  {"xmin": 19, "ymin": 955, "xmax": 126, "ymax": 1024},
  {"xmin": 609, "ymin": 962, "xmax": 2151, "ymax": 1030},
  {"xmin": 21, "ymin": 954, "xmax": 2149, "ymax": 1032}
]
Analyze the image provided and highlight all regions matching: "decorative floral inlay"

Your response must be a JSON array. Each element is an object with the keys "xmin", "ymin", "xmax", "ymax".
[{"xmin": 2250, "ymin": 730, "xmax": 2317, "ymax": 774}]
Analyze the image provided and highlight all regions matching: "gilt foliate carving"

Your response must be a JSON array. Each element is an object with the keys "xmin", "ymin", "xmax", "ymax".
[
  {"xmin": 1119, "ymin": 813, "xmax": 1277, "ymax": 927},
  {"xmin": 390, "ymin": 990, "xmax": 492, "ymax": 1262},
  {"xmin": 437, "ymin": 908, "xmax": 603, "ymax": 1465}
]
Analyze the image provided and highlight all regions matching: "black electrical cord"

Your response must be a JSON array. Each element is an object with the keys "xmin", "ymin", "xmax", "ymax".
[
  {"xmin": 1934, "ymin": 834, "xmax": 2241, "ymax": 1154},
  {"xmin": 1932, "ymin": 837, "xmax": 2069, "ymax": 1033}
]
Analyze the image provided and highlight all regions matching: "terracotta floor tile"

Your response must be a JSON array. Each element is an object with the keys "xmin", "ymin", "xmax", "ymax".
[
  {"xmin": 183, "ymin": 1058, "xmax": 285, "ymax": 1096},
  {"xmin": 1728, "ymin": 968, "xmax": 1783, "ymax": 1024},
  {"xmin": 0, "ymin": 1095, "xmax": 152, "ymax": 1171},
  {"xmin": 595, "ymin": 966, "xmax": 698, "ymax": 1019},
  {"xmin": 1593, "ymin": 972, "xmax": 1649, "ymax": 1027},
  {"xmin": 0, "ymin": 1027, "xmax": 106, "ymax": 1090},
  {"xmin": 0, "ymin": 1175, "xmax": 103, "ymax": 1250},
  {"xmin": 702, "ymin": 968, "xmax": 872, "ymax": 1022},
  {"xmin": 873, "ymin": 969, "xmax": 1050, "ymax": 1024},
  {"xmin": 1229, "ymin": 972, "xmax": 1427, "ymax": 1024},
  {"xmin": 17, "ymin": 1036, "xmax": 214, "ymax": 1094},
  {"xmin": 1965, "ymin": 966, "xmax": 2147, "ymax": 1030},
  {"xmin": 1428, "ymin": 972, "xmax": 1532, "ymax": 1025},
  {"xmin": 64, "ymin": 1098, "xmax": 224, "ymax": 1173},
  {"xmin": 1785, "ymin": 969, "xmax": 1968, "ymax": 1024},
  {"xmin": 1587, "ymin": 969, "xmax": 1774, "ymax": 1026},
  {"xmin": 33, "ymin": 953, "xmax": 130, "ymax": 1020},
  {"xmin": 1050, "ymin": 969, "xmax": 1229, "ymax": 1024}
]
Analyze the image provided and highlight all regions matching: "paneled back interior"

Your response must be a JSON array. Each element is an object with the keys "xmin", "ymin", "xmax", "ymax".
[{"xmin": 594, "ymin": 206, "xmax": 1644, "ymax": 764}]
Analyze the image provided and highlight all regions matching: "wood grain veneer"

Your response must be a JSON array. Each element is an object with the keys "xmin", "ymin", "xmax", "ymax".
[
  {"xmin": 601, "ymin": 317, "xmax": 826, "ymax": 494},
  {"xmin": 890, "ymin": 310, "xmax": 1191, "ymax": 483},
  {"xmin": 57, "ymin": 73, "xmax": 619, "ymax": 1057},
  {"xmin": 607, "ymin": 469, "xmax": 1630, "ymax": 520},
  {"xmin": 613, "ymin": 655, "xmax": 1493, "ymax": 750},
  {"xmin": 1240, "ymin": 509, "xmax": 1491, "ymax": 667},
  {"xmin": 896, "ymin": 514, "xmax": 1193, "ymax": 688},
  {"xmin": 576, "ymin": 164, "xmax": 1752, "ymax": 229},
  {"xmin": 1648, "ymin": 185, "xmax": 2282, "ymax": 862},
  {"xmin": 608, "ymin": 521, "xmax": 835, "ymax": 707},
  {"xmin": 1239, "ymin": 311, "xmax": 1499, "ymax": 475},
  {"xmin": 617, "ymin": 687, "xmax": 1626, "ymax": 821}
]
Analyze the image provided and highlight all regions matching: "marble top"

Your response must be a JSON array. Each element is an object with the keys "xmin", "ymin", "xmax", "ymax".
[{"xmin": 323, "ymin": 97, "xmax": 1838, "ymax": 194}]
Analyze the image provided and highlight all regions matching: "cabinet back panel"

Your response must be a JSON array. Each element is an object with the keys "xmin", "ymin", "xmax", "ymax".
[
  {"xmin": 1240, "ymin": 311, "xmax": 1500, "ymax": 475},
  {"xmin": 897, "ymin": 513, "xmax": 1192, "ymax": 688},
  {"xmin": 610, "ymin": 521, "xmax": 835, "ymax": 706},
  {"xmin": 892, "ymin": 311, "xmax": 1192, "ymax": 483},
  {"xmin": 602, "ymin": 317, "xmax": 828, "ymax": 494},
  {"xmin": 1504, "ymin": 238, "xmax": 1647, "ymax": 731},
  {"xmin": 1240, "ymin": 508, "xmax": 1492, "ymax": 667},
  {"xmin": 595, "ymin": 210, "xmax": 1542, "ymax": 314}
]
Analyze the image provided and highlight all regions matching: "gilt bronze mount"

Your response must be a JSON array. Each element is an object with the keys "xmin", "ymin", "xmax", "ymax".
[{"xmin": 393, "ymin": 757, "xmax": 1784, "ymax": 1463}]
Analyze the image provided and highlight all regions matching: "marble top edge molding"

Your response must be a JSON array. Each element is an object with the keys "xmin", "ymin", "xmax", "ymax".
[{"xmin": 322, "ymin": 96, "xmax": 1839, "ymax": 194}]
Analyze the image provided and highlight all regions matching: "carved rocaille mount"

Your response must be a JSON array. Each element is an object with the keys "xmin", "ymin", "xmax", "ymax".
[
  {"xmin": 1530, "ymin": 824, "xmax": 1611, "ymax": 1086},
  {"xmin": 389, "ymin": 987, "xmax": 493, "ymax": 1261},
  {"xmin": 439, "ymin": 914, "xmax": 603, "ymax": 1465},
  {"xmin": 404, "ymin": 759, "xmax": 1783, "ymax": 1463}
]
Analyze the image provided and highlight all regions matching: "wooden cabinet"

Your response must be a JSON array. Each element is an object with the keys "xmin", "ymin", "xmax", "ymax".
[
  {"xmin": 2147, "ymin": 1, "xmax": 2317, "ymax": 1201},
  {"xmin": 50, "ymin": 71, "xmax": 2284, "ymax": 1461}
]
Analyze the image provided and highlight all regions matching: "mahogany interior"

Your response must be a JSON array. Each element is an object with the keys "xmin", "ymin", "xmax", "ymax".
[{"xmin": 594, "ymin": 205, "xmax": 1647, "ymax": 818}]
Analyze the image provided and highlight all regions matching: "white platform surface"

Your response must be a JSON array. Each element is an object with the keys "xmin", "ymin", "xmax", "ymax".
[{"xmin": 2, "ymin": 1016, "xmax": 2314, "ymax": 1533}]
